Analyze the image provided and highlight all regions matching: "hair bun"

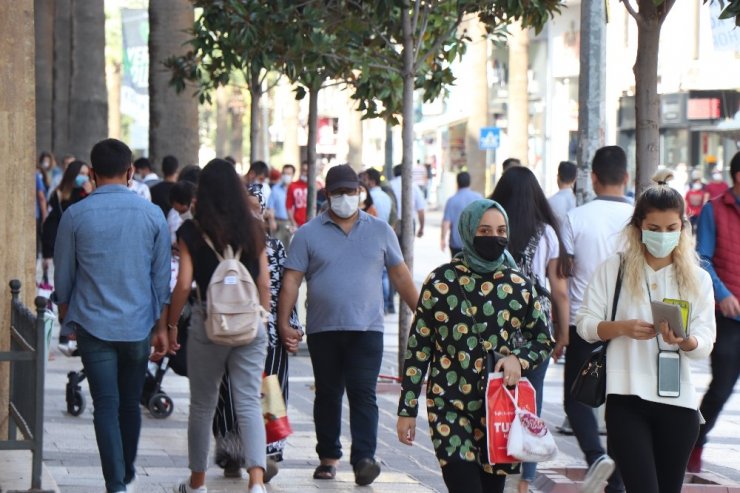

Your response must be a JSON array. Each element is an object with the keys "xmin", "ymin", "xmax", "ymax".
[{"xmin": 652, "ymin": 168, "xmax": 674, "ymax": 186}]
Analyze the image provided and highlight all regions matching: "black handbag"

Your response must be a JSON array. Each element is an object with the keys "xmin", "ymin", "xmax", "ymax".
[{"xmin": 570, "ymin": 260, "xmax": 623, "ymax": 408}]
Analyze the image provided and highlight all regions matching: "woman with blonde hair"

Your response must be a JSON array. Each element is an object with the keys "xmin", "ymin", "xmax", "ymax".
[{"xmin": 577, "ymin": 169, "xmax": 716, "ymax": 493}]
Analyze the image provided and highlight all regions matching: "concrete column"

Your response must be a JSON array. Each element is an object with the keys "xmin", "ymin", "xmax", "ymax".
[
  {"xmin": 464, "ymin": 18, "xmax": 489, "ymax": 195},
  {"xmin": 34, "ymin": 0, "xmax": 54, "ymax": 153},
  {"xmin": 0, "ymin": 0, "xmax": 37, "ymax": 434}
]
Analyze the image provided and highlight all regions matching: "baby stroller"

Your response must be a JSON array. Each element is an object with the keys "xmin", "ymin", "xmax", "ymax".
[{"xmin": 64, "ymin": 302, "xmax": 190, "ymax": 419}]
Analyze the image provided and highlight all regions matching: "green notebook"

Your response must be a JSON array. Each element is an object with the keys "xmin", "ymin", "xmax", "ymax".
[{"xmin": 662, "ymin": 298, "xmax": 690, "ymax": 335}]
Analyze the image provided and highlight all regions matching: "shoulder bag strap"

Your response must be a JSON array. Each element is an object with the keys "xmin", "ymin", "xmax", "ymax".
[{"xmin": 604, "ymin": 255, "xmax": 625, "ymax": 349}]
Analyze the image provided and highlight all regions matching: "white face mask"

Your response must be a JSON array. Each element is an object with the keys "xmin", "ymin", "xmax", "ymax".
[
  {"xmin": 691, "ymin": 182, "xmax": 703, "ymax": 191},
  {"xmin": 329, "ymin": 194, "xmax": 359, "ymax": 218},
  {"xmin": 359, "ymin": 191, "xmax": 367, "ymax": 203},
  {"xmin": 300, "ymin": 174, "xmax": 308, "ymax": 182},
  {"xmin": 282, "ymin": 174, "xmax": 293, "ymax": 185},
  {"xmin": 712, "ymin": 172, "xmax": 723, "ymax": 182},
  {"xmin": 642, "ymin": 230, "xmax": 681, "ymax": 259}
]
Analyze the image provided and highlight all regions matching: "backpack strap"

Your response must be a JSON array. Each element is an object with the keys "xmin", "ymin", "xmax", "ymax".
[{"xmin": 201, "ymin": 234, "xmax": 245, "ymax": 261}]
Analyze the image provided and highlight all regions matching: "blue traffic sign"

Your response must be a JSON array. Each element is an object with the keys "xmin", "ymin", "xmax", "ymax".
[{"xmin": 479, "ymin": 127, "xmax": 500, "ymax": 150}]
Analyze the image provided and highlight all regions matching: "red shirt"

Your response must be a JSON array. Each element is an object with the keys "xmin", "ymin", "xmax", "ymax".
[
  {"xmin": 685, "ymin": 188, "xmax": 707, "ymax": 218},
  {"xmin": 286, "ymin": 181, "xmax": 308, "ymax": 226}
]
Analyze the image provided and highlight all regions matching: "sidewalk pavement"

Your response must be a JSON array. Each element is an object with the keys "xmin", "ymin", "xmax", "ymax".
[{"xmin": 4, "ymin": 210, "xmax": 740, "ymax": 492}]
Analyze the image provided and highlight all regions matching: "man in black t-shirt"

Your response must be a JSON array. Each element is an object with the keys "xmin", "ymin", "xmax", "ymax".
[{"xmin": 150, "ymin": 155, "xmax": 180, "ymax": 217}]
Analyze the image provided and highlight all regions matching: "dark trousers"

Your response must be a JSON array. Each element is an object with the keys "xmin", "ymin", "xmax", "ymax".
[
  {"xmin": 307, "ymin": 330, "xmax": 383, "ymax": 466},
  {"xmin": 441, "ymin": 461, "xmax": 506, "ymax": 493},
  {"xmin": 697, "ymin": 313, "xmax": 740, "ymax": 446},
  {"xmin": 76, "ymin": 329, "xmax": 150, "ymax": 493},
  {"xmin": 564, "ymin": 326, "xmax": 624, "ymax": 491},
  {"xmin": 607, "ymin": 394, "xmax": 699, "ymax": 493}
]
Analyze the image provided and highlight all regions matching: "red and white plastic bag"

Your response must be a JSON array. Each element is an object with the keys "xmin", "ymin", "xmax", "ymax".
[{"xmin": 485, "ymin": 372, "xmax": 537, "ymax": 464}]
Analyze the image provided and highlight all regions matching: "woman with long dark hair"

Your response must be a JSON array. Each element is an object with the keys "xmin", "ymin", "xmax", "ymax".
[
  {"xmin": 490, "ymin": 166, "xmax": 570, "ymax": 493},
  {"xmin": 211, "ymin": 184, "xmax": 303, "ymax": 481},
  {"xmin": 577, "ymin": 170, "xmax": 715, "ymax": 492},
  {"xmin": 164, "ymin": 159, "xmax": 270, "ymax": 493}
]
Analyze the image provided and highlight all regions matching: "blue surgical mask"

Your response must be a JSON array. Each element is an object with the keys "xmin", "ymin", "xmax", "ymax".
[
  {"xmin": 642, "ymin": 230, "xmax": 680, "ymax": 259},
  {"xmin": 75, "ymin": 174, "xmax": 89, "ymax": 187}
]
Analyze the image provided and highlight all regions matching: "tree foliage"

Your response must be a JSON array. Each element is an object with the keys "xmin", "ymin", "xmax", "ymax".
[{"xmin": 344, "ymin": 0, "xmax": 563, "ymax": 123}]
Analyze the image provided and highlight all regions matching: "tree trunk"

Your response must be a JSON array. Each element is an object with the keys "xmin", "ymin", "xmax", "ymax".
[
  {"xmin": 215, "ymin": 85, "xmax": 229, "ymax": 158},
  {"xmin": 69, "ymin": 0, "xmax": 108, "ymax": 160},
  {"xmin": 465, "ymin": 17, "xmax": 489, "ymax": 195},
  {"xmin": 305, "ymin": 84, "xmax": 320, "ymax": 221},
  {"xmin": 249, "ymin": 65, "xmax": 262, "ymax": 164},
  {"xmin": 633, "ymin": 0, "xmax": 673, "ymax": 194},
  {"xmin": 52, "ymin": 0, "xmax": 72, "ymax": 158},
  {"xmin": 35, "ymin": 0, "xmax": 54, "ymax": 153},
  {"xmin": 282, "ymin": 82, "xmax": 301, "ymax": 167},
  {"xmin": 347, "ymin": 98, "xmax": 363, "ymax": 170},
  {"xmin": 0, "ymin": 0, "xmax": 37, "ymax": 437},
  {"xmin": 229, "ymin": 87, "xmax": 244, "ymax": 166},
  {"xmin": 576, "ymin": 0, "xmax": 606, "ymax": 204},
  {"xmin": 149, "ymin": 0, "xmax": 199, "ymax": 172},
  {"xmin": 507, "ymin": 21, "xmax": 529, "ymax": 164},
  {"xmin": 398, "ymin": 4, "xmax": 415, "ymax": 377}
]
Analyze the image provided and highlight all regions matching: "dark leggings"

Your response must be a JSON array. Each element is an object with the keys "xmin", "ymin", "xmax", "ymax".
[
  {"xmin": 606, "ymin": 394, "xmax": 699, "ymax": 493},
  {"xmin": 441, "ymin": 461, "xmax": 506, "ymax": 493}
]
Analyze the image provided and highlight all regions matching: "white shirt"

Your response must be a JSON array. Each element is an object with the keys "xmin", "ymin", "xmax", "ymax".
[
  {"xmin": 389, "ymin": 177, "xmax": 426, "ymax": 213},
  {"xmin": 129, "ymin": 180, "xmax": 151, "ymax": 201},
  {"xmin": 531, "ymin": 224, "xmax": 559, "ymax": 286},
  {"xmin": 563, "ymin": 197, "xmax": 633, "ymax": 324},
  {"xmin": 577, "ymin": 255, "xmax": 716, "ymax": 410},
  {"xmin": 548, "ymin": 188, "xmax": 576, "ymax": 228}
]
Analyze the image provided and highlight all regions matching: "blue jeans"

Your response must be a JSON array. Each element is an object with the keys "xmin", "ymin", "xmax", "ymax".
[
  {"xmin": 521, "ymin": 358, "xmax": 550, "ymax": 481},
  {"xmin": 307, "ymin": 330, "xmax": 383, "ymax": 466},
  {"xmin": 76, "ymin": 328, "xmax": 150, "ymax": 492}
]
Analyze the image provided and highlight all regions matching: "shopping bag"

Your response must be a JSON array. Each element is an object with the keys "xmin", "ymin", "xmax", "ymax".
[
  {"xmin": 262, "ymin": 374, "xmax": 292, "ymax": 443},
  {"xmin": 504, "ymin": 386, "xmax": 558, "ymax": 462},
  {"xmin": 485, "ymin": 373, "xmax": 536, "ymax": 464}
]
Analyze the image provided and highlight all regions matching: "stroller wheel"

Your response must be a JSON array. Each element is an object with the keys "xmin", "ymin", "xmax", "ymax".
[
  {"xmin": 148, "ymin": 392, "xmax": 173, "ymax": 419},
  {"xmin": 67, "ymin": 391, "xmax": 85, "ymax": 416}
]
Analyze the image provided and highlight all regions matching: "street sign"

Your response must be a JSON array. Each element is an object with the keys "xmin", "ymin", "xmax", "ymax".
[{"xmin": 479, "ymin": 127, "xmax": 500, "ymax": 150}]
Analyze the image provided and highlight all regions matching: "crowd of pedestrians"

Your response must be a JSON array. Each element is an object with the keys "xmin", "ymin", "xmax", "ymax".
[{"xmin": 36, "ymin": 138, "xmax": 740, "ymax": 493}]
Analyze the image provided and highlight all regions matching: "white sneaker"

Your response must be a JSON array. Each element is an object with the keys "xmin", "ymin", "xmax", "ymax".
[
  {"xmin": 125, "ymin": 475, "xmax": 137, "ymax": 492},
  {"xmin": 249, "ymin": 485, "xmax": 267, "ymax": 493},
  {"xmin": 580, "ymin": 455, "xmax": 615, "ymax": 493},
  {"xmin": 173, "ymin": 478, "xmax": 207, "ymax": 493},
  {"xmin": 58, "ymin": 339, "xmax": 77, "ymax": 357}
]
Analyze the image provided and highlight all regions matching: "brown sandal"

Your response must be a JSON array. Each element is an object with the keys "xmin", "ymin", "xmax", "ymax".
[{"xmin": 313, "ymin": 464, "xmax": 336, "ymax": 480}]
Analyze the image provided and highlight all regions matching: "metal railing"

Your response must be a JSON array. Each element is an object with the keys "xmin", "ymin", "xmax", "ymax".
[{"xmin": 0, "ymin": 280, "xmax": 54, "ymax": 492}]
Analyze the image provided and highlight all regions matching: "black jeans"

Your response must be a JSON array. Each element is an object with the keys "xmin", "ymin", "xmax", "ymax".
[
  {"xmin": 564, "ymin": 326, "xmax": 624, "ymax": 492},
  {"xmin": 697, "ymin": 313, "xmax": 740, "ymax": 446},
  {"xmin": 441, "ymin": 461, "xmax": 506, "ymax": 493},
  {"xmin": 307, "ymin": 330, "xmax": 383, "ymax": 466},
  {"xmin": 607, "ymin": 394, "xmax": 699, "ymax": 493}
]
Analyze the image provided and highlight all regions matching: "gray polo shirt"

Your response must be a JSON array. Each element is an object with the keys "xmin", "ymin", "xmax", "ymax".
[{"xmin": 285, "ymin": 210, "xmax": 404, "ymax": 334}]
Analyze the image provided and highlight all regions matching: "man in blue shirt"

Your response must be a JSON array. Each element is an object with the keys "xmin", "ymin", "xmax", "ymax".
[
  {"xmin": 267, "ymin": 163, "xmax": 295, "ymax": 249},
  {"xmin": 53, "ymin": 138, "xmax": 171, "ymax": 493},
  {"xmin": 441, "ymin": 172, "xmax": 482, "ymax": 257},
  {"xmin": 690, "ymin": 151, "xmax": 740, "ymax": 473}
]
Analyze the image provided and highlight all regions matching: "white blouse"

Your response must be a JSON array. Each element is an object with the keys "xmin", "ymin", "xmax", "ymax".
[{"xmin": 576, "ymin": 254, "xmax": 716, "ymax": 410}]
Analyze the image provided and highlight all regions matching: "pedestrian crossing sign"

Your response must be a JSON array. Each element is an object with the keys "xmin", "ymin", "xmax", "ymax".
[{"xmin": 479, "ymin": 127, "xmax": 500, "ymax": 150}]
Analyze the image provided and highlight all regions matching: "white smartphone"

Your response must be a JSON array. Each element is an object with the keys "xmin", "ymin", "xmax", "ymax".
[{"xmin": 657, "ymin": 351, "xmax": 680, "ymax": 398}]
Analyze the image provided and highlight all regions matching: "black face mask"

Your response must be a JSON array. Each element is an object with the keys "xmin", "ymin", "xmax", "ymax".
[{"xmin": 473, "ymin": 235, "xmax": 508, "ymax": 262}]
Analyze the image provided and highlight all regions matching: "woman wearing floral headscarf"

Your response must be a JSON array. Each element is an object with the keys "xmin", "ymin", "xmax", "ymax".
[{"xmin": 396, "ymin": 199, "xmax": 553, "ymax": 493}]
